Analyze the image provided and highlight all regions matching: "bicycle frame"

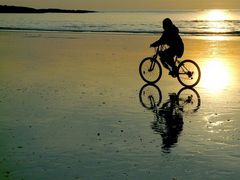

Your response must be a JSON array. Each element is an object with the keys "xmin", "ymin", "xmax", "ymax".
[{"xmin": 153, "ymin": 46, "xmax": 193, "ymax": 77}]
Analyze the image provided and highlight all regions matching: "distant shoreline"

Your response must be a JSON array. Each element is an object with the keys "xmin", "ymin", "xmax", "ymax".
[{"xmin": 0, "ymin": 5, "xmax": 96, "ymax": 13}]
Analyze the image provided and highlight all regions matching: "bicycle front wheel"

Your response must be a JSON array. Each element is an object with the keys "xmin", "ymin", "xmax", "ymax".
[
  {"xmin": 139, "ymin": 84, "xmax": 162, "ymax": 110},
  {"xmin": 139, "ymin": 57, "xmax": 162, "ymax": 84},
  {"xmin": 177, "ymin": 59, "xmax": 201, "ymax": 87}
]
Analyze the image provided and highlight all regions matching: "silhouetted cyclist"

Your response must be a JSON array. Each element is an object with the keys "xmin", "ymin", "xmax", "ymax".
[{"xmin": 150, "ymin": 18, "xmax": 184, "ymax": 77}]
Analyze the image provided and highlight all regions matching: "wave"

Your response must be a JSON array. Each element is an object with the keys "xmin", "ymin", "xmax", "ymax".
[
  {"xmin": 180, "ymin": 31, "xmax": 240, "ymax": 36},
  {"xmin": 189, "ymin": 20, "xmax": 240, "ymax": 23},
  {"xmin": 0, "ymin": 26, "xmax": 240, "ymax": 36}
]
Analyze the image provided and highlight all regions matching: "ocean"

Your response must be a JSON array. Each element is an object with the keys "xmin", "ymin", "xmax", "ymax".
[{"xmin": 0, "ymin": 9, "xmax": 240, "ymax": 36}]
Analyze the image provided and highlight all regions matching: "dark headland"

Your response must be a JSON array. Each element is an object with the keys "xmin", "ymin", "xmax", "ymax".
[{"xmin": 0, "ymin": 5, "xmax": 96, "ymax": 13}]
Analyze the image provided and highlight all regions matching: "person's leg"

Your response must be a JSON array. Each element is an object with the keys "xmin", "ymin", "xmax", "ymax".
[
  {"xmin": 168, "ymin": 57, "xmax": 177, "ymax": 73},
  {"xmin": 159, "ymin": 51, "xmax": 171, "ymax": 71},
  {"xmin": 161, "ymin": 48, "xmax": 177, "ymax": 73},
  {"xmin": 164, "ymin": 48, "xmax": 177, "ymax": 73},
  {"xmin": 160, "ymin": 58, "xmax": 171, "ymax": 71}
]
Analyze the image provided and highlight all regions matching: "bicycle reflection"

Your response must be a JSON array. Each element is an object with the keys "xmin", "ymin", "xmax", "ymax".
[{"xmin": 139, "ymin": 84, "xmax": 201, "ymax": 153}]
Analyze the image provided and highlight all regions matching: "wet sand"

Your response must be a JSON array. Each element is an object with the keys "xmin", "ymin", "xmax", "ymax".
[{"xmin": 0, "ymin": 32, "xmax": 240, "ymax": 179}]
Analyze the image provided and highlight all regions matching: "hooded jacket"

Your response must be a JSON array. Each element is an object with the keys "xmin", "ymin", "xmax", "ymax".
[{"xmin": 152, "ymin": 24, "xmax": 184, "ymax": 58}]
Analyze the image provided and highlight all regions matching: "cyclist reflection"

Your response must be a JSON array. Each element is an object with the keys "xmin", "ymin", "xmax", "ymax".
[
  {"xmin": 139, "ymin": 84, "xmax": 200, "ymax": 153},
  {"xmin": 151, "ymin": 93, "xmax": 183, "ymax": 153}
]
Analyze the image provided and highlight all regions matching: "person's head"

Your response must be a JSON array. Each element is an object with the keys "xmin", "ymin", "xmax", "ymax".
[{"xmin": 162, "ymin": 18, "xmax": 173, "ymax": 30}]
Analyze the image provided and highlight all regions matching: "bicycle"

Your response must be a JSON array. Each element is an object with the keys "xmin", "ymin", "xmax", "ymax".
[
  {"xmin": 139, "ymin": 46, "xmax": 201, "ymax": 87},
  {"xmin": 139, "ymin": 84, "xmax": 201, "ymax": 113}
]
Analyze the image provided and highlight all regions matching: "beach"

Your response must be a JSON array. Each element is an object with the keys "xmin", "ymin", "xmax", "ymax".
[{"xmin": 0, "ymin": 31, "xmax": 240, "ymax": 179}]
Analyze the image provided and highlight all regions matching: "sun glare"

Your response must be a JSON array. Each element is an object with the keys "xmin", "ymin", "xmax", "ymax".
[
  {"xmin": 204, "ymin": 9, "xmax": 228, "ymax": 21},
  {"xmin": 202, "ymin": 59, "xmax": 230, "ymax": 93}
]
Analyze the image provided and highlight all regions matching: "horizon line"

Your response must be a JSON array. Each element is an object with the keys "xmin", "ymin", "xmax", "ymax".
[{"xmin": 1, "ymin": 4, "xmax": 240, "ymax": 12}]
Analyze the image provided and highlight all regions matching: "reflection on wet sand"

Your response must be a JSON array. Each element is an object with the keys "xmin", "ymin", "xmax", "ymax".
[
  {"xmin": 201, "ymin": 58, "xmax": 231, "ymax": 93},
  {"xmin": 139, "ymin": 84, "xmax": 201, "ymax": 153},
  {"xmin": 199, "ymin": 36, "xmax": 236, "ymax": 94}
]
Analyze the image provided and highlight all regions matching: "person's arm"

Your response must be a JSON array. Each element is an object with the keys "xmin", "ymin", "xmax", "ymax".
[
  {"xmin": 150, "ymin": 39, "xmax": 161, "ymax": 47},
  {"xmin": 150, "ymin": 32, "xmax": 166, "ymax": 47}
]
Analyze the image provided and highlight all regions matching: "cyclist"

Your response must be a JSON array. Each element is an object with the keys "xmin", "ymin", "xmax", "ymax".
[{"xmin": 150, "ymin": 18, "xmax": 184, "ymax": 77}]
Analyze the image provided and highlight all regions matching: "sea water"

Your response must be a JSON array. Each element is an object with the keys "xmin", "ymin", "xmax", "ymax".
[{"xmin": 0, "ymin": 9, "xmax": 240, "ymax": 36}]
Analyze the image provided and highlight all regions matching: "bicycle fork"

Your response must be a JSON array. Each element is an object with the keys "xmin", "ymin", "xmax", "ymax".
[{"xmin": 149, "ymin": 59, "xmax": 156, "ymax": 72}]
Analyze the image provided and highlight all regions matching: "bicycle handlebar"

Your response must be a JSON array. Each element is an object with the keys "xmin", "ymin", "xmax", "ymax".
[
  {"xmin": 150, "ymin": 44, "xmax": 165, "ymax": 58},
  {"xmin": 150, "ymin": 45, "xmax": 161, "ymax": 51}
]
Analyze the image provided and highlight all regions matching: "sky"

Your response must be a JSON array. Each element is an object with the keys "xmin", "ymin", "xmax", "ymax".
[{"xmin": 1, "ymin": 0, "xmax": 239, "ymax": 10}]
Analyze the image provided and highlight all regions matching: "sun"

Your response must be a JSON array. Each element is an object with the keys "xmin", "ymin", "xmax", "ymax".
[{"xmin": 204, "ymin": 9, "xmax": 228, "ymax": 21}]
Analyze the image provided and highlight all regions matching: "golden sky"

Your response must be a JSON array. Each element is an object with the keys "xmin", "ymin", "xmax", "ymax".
[{"xmin": 1, "ymin": 0, "xmax": 239, "ymax": 10}]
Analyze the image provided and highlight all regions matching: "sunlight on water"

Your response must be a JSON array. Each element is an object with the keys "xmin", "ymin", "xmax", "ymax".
[
  {"xmin": 195, "ymin": 9, "xmax": 238, "ymax": 34},
  {"xmin": 204, "ymin": 9, "xmax": 230, "ymax": 21},
  {"xmin": 198, "ymin": 9, "xmax": 233, "ymax": 34},
  {"xmin": 201, "ymin": 35, "xmax": 229, "ymax": 41},
  {"xmin": 207, "ymin": 21, "xmax": 229, "ymax": 33},
  {"xmin": 202, "ymin": 59, "xmax": 231, "ymax": 93}
]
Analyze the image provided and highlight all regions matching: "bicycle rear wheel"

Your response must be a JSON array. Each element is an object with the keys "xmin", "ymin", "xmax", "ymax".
[
  {"xmin": 139, "ymin": 57, "xmax": 162, "ymax": 84},
  {"xmin": 177, "ymin": 87, "xmax": 201, "ymax": 113},
  {"xmin": 177, "ymin": 59, "xmax": 201, "ymax": 87}
]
